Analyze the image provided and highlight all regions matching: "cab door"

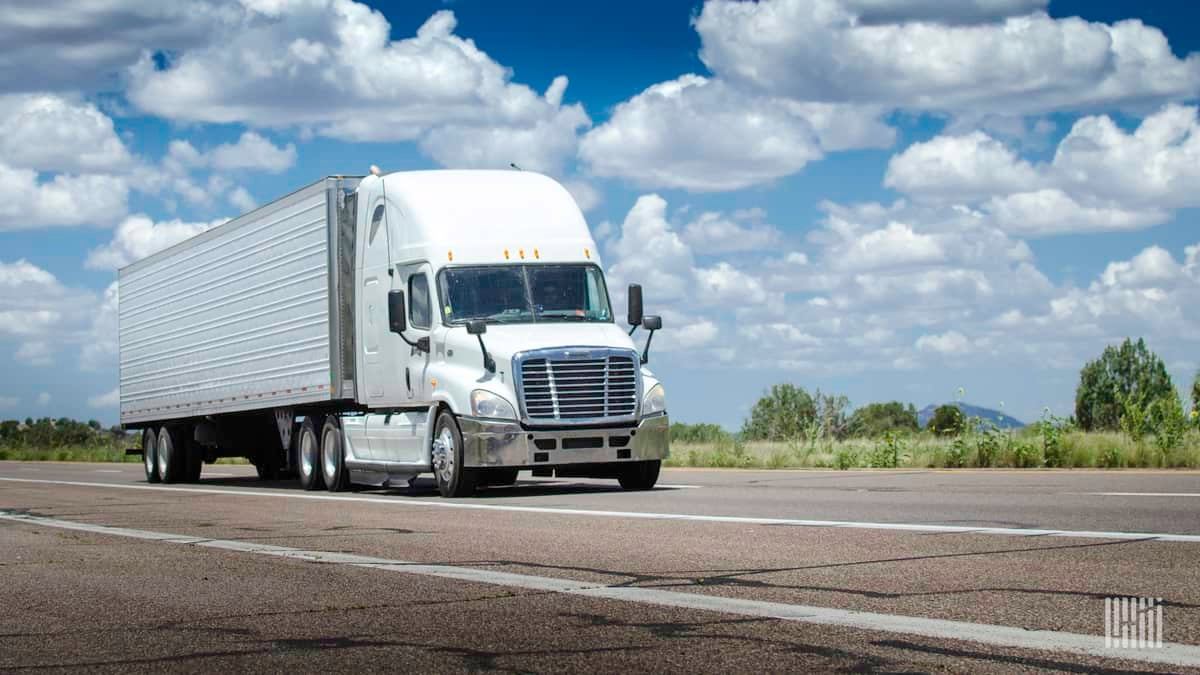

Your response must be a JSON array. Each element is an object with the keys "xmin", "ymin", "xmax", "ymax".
[{"xmin": 367, "ymin": 261, "xmax": 435, "ymax": 466}]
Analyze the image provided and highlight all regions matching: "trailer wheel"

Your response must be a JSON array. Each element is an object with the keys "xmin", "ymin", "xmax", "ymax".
[
  {"xmin": 296, "ymin": 417, "xmax": 323, "ymax": 491},
  {"xmin": 183, "ymin": 430, "xmax": 203, "ymax": 483},
  {"xmin": 142, "ymin": 428, "xmax": 160, "ymax": 483},
  {"xmin": 617, "ymin": 460, "xmax": 661, "ymax": 491},
  {"xmin": 320, "ymin": 417, "xmax": 350, "ymax": 492},
  {"xmin": 156, "ymin": 426, "xmax": 186, "ymax": 484},
  {"xmin": 432, "ymin": 411, "xmax": 477, "ymax": 498}
]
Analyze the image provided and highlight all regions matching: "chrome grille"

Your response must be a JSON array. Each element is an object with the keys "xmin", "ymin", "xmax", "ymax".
[{"xmin": 516, "ymin": 349, "xmax": 640, "ymax": 424}]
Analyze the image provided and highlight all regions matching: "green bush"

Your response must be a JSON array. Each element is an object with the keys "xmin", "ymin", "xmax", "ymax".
[
  {"xmin": 741, "ymin": 384, "xmax": 817, "ymax": 442},
  {"xmin": 848, "ymin": 401, "xmax": 919, "ymax": 438},
  {"xmin": 1076, "ymin": 338, "xmax": 1174, "ymax": 432},
  {"xmin": 928, "ymin": 405, "xmax": 965, "ymax": 435}
]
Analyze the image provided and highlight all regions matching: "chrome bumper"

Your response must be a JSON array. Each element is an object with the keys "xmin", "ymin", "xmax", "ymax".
[{"xmin": 459, "ymin": 414, "xmax": 669, "ymax": 468}]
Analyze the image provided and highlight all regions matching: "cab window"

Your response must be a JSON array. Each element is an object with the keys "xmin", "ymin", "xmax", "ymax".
[{"xmin": 408, "ymin": 273, "xmax": 431, "ymax": 329}]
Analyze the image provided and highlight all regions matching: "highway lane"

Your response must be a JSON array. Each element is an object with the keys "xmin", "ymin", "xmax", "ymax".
[{"xmin": 2, "ymin": 461, "xmax": 1199, "ymax": 672}]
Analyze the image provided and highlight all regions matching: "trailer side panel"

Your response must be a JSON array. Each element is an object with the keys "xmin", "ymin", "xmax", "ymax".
[{"xmin": 119, "ymin": 178, "xmax": 352, "ymax": 426}]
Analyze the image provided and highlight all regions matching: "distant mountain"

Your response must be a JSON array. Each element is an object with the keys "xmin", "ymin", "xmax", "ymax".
[{"xmin": 918, "ymin": 402, "xmax": 1025, "ymax": 430}]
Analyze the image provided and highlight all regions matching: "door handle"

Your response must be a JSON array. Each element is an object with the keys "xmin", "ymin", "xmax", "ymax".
[{"xmin": 405, "ymin": 367, "xmax": 412, "ymax": 394}]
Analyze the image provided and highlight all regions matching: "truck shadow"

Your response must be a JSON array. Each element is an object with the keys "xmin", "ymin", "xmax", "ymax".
[{"xmin": 195, "ymin": 473, "xmax": 680, "ymax": 499}]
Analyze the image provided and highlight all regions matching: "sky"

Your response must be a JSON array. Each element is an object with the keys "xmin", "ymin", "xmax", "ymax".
[{"xmin": 2, "ymin": 0, "xmax": 1199, "ymax": 429}]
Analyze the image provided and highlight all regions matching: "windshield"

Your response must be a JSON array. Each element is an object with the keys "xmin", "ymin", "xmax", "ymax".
[{"xmin": 438, "ymin": 264, "xmax": 613, "ymax": 324}]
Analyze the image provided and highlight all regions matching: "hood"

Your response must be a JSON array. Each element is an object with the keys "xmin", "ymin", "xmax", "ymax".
[{"xmin": 441, "ymin": 322, "xmax": 637, "ymax": 367}]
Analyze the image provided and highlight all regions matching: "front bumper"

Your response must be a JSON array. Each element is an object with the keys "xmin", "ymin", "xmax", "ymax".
[{"xmin": 459, "ymin": 414, "xmax": 670, "ymax": 468}]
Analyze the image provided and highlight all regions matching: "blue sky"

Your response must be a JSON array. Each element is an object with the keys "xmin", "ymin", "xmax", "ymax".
[{"xmin": 2, "ymin": 0, "xmax": 1199, "ymax": 428}]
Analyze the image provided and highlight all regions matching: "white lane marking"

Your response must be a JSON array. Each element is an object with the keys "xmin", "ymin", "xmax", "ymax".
[
  {"xmin": 2, "ymin": 476, "xmax": 1199, "ymax": 543},
  {"xmin": 1078, "ymin": 492, "xmax": 1200, "ymax": 497},
  {"xmin": 655, "ymin": 483, "xmax": 702, "ymax": 489},
  {"xmin": 204, "ymin": 472, "xmax": 235, "ymax": 477},
  {"xmin": 1, "ymin": 511, "xmax": 1198, "ymax": 668}
]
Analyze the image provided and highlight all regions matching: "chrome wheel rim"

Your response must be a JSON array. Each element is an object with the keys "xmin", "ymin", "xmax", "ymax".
[
  {"xmin": 156, "ymin": 430, "xmax": 169, "ymax": 478},
  {"xmin": 432, "ymin": 426, "xmax": 455, "ymax": 485},
  {"xmin": 300, "ymin": 429, "xmax": 317, "ymax": 480},
  {"xmin": 144, "ymin": 432, "xmax": 155, "ymax": 476},
  {"xmin": 321, "ymin": 425, "xmax": 338, "ymax": 485}
]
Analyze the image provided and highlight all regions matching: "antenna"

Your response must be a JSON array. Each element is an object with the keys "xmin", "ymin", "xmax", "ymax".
[
  {"xmin": 509, "ymin": 162, "xmax": 522, "ymax": 171},
  {"xmin": 374, "ymin": 165, "xmax": 395, "ymax": 277}
]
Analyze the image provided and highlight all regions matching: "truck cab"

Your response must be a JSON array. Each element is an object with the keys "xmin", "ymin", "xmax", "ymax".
[{"xmin": 322, "ymin": 170, "xmax": 668, "ymax": 496}]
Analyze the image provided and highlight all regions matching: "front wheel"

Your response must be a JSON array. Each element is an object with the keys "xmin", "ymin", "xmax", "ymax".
[
  {"xmin": 432, "ymin": 411, "xmax": 477, "ymax": 498},
  {"xmin": 618, "ymin": 460, "xmax": 661, "ymax": 491}
]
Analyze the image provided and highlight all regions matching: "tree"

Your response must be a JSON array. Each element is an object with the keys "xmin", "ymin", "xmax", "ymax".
[
  {"xmin": 1075, "ymin": 338, "xmax": 1174, "ymax": 432},
  {"xmin": 849, "ymin": 401, "xmax": 919, "ymax": 438},
  {"xmin": 812, "ymin": 389, "xmax": 852, "ymax": 440},
  {"xmin": 741, "ymin": 384, "xmax": 816, "ymax": 441},
  {"xmin": 927, "ymin": 404, "xmax": 964, "ymax": 435},
  {"xmin": 1192, "ymin": 371, "xmax": 1199, "ymax": 417}
]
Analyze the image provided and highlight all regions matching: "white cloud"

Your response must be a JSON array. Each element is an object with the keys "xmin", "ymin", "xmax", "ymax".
[
  {"xmin": 125, "ymin": 6, "xmax": 588, "ymax": 172},
  {"xmin": 695, "ymin": 0, "xmax": 1200, "ymax": 115},
  {"xmin": 682, "ymin": 211, "xmax": 782, "ymax": 254},
  {"xmin": 0, "ymin": 165, "xmax": 128, "ymax": 230},
  {"xmin": 834, "ymin": 222, "xmax": 945, "ymax": 271},
  {"xmin": 81, "ymin": 281, "xmax": 119, "ymax": 371},
  {"xmin": 228, "ymin": 186, "xmax": 257, "ymax": 212},
  {"xmin": 581, "ymin": 75, "xmax": 890, "ymax": 191},
  {"xmin": 85, "ymin": 215, "xmax": 225, "ymax": 271},
  {"xmin": 88, "ymin": 387, "xmax": 121, "ymax": 408},
  {"xmin": 36, "ymin": 392, "xmax": 50, "ymax": 406},
  {"xmin": 15, "ymin": 341, "xmax": 52, "ymax": 366},
  {"xmin": 885, "ymin": 105, "xmax": 1200, "ymax": 237},
  {"xmin": 0, "ymin": 94, "xmax": 132, "ymax": 172},
  {"xmin": 562, "ymin": 179, "xmax": 601, "ymax": 213},
  {"xmin": 209, "ymin": 132, "xmax": 297, "ymax": 173},
  {"xmin": 916, "ymin": 330, "xmax": 972, "ymax": 355},
  {"xmin": 885, "ymin": 131, "xmax": 1039, "ymax": 200}
]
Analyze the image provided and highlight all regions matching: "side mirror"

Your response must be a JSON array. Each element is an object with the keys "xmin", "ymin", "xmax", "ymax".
[
  {"xmin": 642, "ymin": 315, "xmax": 662, "ymax": 331},
  {"xmin": 626, "ymin": 284, "xmax": 643, "ymax": 327},
  {"xmin": 465, "ymin": 320, "xmax": 495, "ymax": 373},
  {"xmin": 387, "ymin": 290, "xmax": 406, "ymax": 334}
]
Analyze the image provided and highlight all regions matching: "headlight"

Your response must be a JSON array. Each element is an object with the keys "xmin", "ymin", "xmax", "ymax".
[
  {"xmin": 470, "ymin": 390, "xmax": 517, "ymax": 420},
  {"xmin": 642, "ymin": 384, "xmax": 666, "ymax": 416}
]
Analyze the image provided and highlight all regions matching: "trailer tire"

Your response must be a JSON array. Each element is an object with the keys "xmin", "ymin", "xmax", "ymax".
[
  {"xmin": 296, "ymin": 417, "xmax": 323, "ymax": 491},
  {"xmin": 432, "ymin": 411, "xmax": 477, "ymax": 498},
  {"xmin": 617, "ymin": 460, "xmax": 660, "ymax": 491},
  {"xmin": 142, "ymin": 428, "xmax": 160, "ymax": 483},
  {"xmin": 157, "ymin": 426, "xmax": 186, "ymax": 484},
  {"xmin": 321, "ymin": 416, "xmax": 350, "ymax": 492}
]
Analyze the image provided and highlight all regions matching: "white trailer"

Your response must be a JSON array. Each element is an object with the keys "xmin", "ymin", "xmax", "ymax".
[{"xmin": 119, "ymin": 170, "xmax": 669, "ymax": 496}]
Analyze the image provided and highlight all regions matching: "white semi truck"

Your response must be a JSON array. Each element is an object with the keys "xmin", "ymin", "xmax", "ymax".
[{"xmin": 119, "ymin": 170, "xmax": 669, "ymax": 497}]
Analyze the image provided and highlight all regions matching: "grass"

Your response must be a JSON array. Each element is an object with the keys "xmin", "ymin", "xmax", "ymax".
[
  {"xmin": 0, "ymin": 444, "xmax": 249, "ymax": 464},
  {"xmin": 664, "ymin": 430, "xmax": 1200, "ymax": 470},
  {"xmin": 4, "ymin": 430, "xmax": 1199, "ymax": 470}
]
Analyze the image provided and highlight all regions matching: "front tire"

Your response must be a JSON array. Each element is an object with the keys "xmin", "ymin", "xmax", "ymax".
[
  {"xmin": 142, "ymin": 428, "xmax": 160, "ymax": 483},
  {"xmin": 321, "ymin": 416, "xmax": 349, "ymax": 492},
  {"xmin": 432, "ymin": 411, "xmax": 477, "ymax": 498},
  {"xmin": 618, "ymin": 460, "xmax": 661, "ymax": 491},
  {"xmin": 296, "ymin": 417, "xmax": 323, "ymax": 491}
]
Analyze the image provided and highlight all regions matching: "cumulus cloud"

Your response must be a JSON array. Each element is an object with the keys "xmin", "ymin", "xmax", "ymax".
[
  {"xmin": 228, "ymin": 186, "xmax": 257, "ymax": 212},
  {"xmin": 695, "ymin": 0, "xmax": 1200, "ymax": 115},
  {"xmin": 0, "ymin": 164, "xmax": 128, "ymax": 230},
  {"xmin": 581, "ymin": 75, "xmax": 890, "ymax": 191},
  {"xmin": 208, "ymin": 132, "xmax": 297, "ymax": 173},
  {"xmin": 85, "ymin": 215, "xmax": 225, "ymax": 270},
  {"xmin": 885, "ymin": 105, "xmax": 1200, "ymax": 236},
  {"xmin": 0, "ymin": 259, "xmax": 97, "ymax": 344},
  {"xmin": 125, "ymin": 6, "xmax": 588, "ymax": 173},
  {"xmin": 0, "ymin": 94, "xmax": 132, "ymax": 172},
  {"xmin": 682, "ymin": 210, "xmax": 782, "ymax": 254},
  {"xmin": 916, "ymin": 330, "xmax": 972, "ymax": 355}
]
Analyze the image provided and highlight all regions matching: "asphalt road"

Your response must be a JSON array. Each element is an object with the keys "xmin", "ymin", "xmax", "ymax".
[{"xmin": 2, "ymin": 461, "xmax": 1199, "ymax": 672}]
